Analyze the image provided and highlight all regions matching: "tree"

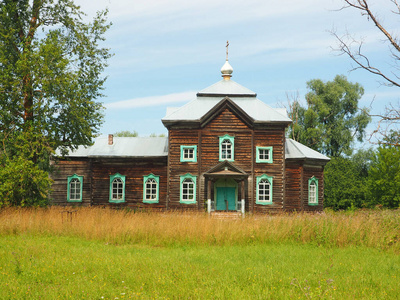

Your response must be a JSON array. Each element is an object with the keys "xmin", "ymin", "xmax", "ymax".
[
  {"xmin": 0, "ymin": 0, "xmax": 111, "ymax": 206},
  {"xmin": 333, "ymin": 0, "xmax": 400, "ymax": 145},
  {"xmin": 114, "ymin": 130, "xmax": 139, "ymax": 137},
  {"xmin": 324, "ymin": 149, "xmax": 373, "ymax": 210},
  {"xmin": 366, "ymin": 144, "xmax": 400, "ymax": 208},
  {"xmin": 288, "ymin": 75, "xmax": 371, "ymax": 157}
]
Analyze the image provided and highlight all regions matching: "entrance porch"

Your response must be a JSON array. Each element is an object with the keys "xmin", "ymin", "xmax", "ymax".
[{"xmin": 203, "ymin": 161, "xmax": 248, "ymax": 214}]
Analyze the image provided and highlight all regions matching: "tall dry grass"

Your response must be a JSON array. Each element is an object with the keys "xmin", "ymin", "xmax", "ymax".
[{"xmin": 0, "ymin": 207, "xmax": 399, "ymax": 252}]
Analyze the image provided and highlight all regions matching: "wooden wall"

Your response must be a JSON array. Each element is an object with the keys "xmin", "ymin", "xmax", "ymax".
[
  {"xmin": 51, "ymin": 157, "xmax": 167, "ymax": 209},
  {"xmin": 167, "ymin": 106, "xmax": 288, "ymax": 213},
  {"xmin": 51, "ymin": 158, "xmax": 92, "ymax": 206},
  {"xmin": 284, "ymin": 162, "xmax": 303, "ymax": 212},
  {"xmin": 253, "ymin": 128, "xmax": 286, "ymax": 213},
  {"xmin": 51, "ymin": 104, "xmax": 325, "ymax": 213}
]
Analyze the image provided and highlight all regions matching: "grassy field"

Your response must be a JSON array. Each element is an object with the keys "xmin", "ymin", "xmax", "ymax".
[{"xmin": 0, "ymin": 207, "xmax": 399, "ymax": 299}]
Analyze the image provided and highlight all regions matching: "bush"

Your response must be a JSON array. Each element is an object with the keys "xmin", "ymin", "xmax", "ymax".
[{"xmin": 0, "ymin": 157, "xmax": 51, "ymax": 207}]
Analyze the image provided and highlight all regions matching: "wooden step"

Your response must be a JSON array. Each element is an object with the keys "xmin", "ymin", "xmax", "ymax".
[{"xmin": 211, "ymin": 211, "xmax": 243, "ymax": 219}]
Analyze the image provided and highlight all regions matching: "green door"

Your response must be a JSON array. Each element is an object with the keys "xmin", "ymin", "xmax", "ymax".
[{"xmin": 216, "ymin": 187, "xmax": 236, "ymax": 211}]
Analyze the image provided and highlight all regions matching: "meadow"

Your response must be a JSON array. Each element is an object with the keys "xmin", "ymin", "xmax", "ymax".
[{"xmin": 0, "ymin": 207, "xmax": 399, "ymax": 299}]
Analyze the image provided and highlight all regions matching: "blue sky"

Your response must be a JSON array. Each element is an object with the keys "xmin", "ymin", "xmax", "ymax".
[{"xmin": 77, "ymin": 0, "xmax": 399, "ymax": 145}]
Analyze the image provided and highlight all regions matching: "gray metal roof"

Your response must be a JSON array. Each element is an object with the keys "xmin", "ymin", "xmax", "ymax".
[
  {"xmin": 285, "ymin": 138, "xmax": 330, "ymax": 161},
  {"xmin": 163, "ymin": 97, "xmax": 291, "ymax": 123},
  {"xmin": 197, "ymin": 79, "xmax": 256, "ymax": 96},
  {"xmin": 162, "ymin": 78, "xmax": 291, "ymax": 124},
  {"xmin": 58, "ymin": 136, "xmax": 168, "ymax": 157},
  {"xmin": 59, "ymin": 136, "xmax": 329, "ymax": 162}
]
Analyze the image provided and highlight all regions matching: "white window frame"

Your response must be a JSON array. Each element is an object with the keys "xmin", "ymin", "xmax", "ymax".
[
  {"xmin": 308, "ymin": 177, "xmax": 319, "ymax": 205},
  {"xmin": 180, "ymin": 145, "xmax": 197, "ymax": 162},
  {"xmin": 219, "ymin": 134, "xmax": 234, "ymax": 161},
  {"xmin": 143, "ymin": 174, "xmax": 159, "ymax": 203},
  {"xmin": 180, "ymin": 173, "xmax": 197, "ymax": 204},
  {"xmin": 256, "ymin": 146, "xmax": 273, "ymax": 163},
  {"xmin": 67, "ymin": 174, "xmax": 83, "ymax": 202},
  {"xmin": 109, "ymin": 173, "xmax": 126, "ymax": 203},
  {"xmin": 256, "ymin": 174, "xmax": 273, "ymax": 205}
]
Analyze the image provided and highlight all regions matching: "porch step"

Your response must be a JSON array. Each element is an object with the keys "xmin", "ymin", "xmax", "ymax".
[{"xmin": 211, "ymin": 211, "xmax": 243, "ymax": 220}]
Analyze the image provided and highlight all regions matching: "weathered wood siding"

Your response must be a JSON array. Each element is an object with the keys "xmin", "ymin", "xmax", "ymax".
[
  {"xmin": 167, "ymin": 107, "xmax": 288, "ymax": 213},
  {"xmin": 167, "ymin": 128, "xmax": 199, "ymax": 210},
  {"xmin": 284, "ymin": 162, "xmax": 303, "ymax": 211},
  {"xmin": 51, "ymin": 157, "xmax": 167, "ymax": 209},
  {"xmin": 90, "ymin": 157, "xmax": 167, "ymax": 209},
  {"xmin": 51, "ymin": 159, "xmax": 92, "ymax": 206},
  {"xmin": 253, "ymin": 128, "xmax": 286, "ymax": 213}
]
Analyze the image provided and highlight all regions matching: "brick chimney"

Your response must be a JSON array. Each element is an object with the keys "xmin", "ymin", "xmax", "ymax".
[{"xmin": 108, "ymin": 134, "xmax": 113, "ymax": 145}]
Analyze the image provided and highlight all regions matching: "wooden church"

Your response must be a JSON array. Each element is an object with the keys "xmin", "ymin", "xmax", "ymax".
[{"xmin": 51, "ymin": 57, "xmax": 330, "ymax": 213}]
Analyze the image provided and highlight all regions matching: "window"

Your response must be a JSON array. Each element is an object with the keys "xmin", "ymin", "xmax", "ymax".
[
  {"xmin": 67, "ymin": 174, "xmax": 83, "ymax": 202},
  {"xmin": 308, "ymin": 177, "xmax": 319, "ymax": 205},
  {"xmin": 180, "ymin": 145, "xmax": 197, "ymax": 162},
  {"xmin": 109, "ymin": 173, "xmax": 126, "ymax": 203},
  {"xmin": 143, "ymin": 174, "xmax": 159, "ymax": 203},
  {"xmin": 256, "ymin": 174, "xmax": 273, "ymax": 205},
  {"xmin": 219, "ymin": 134, "xmax": 234, "ymax": 161},
  {"xmin": 180, "ymin": 173, "xmax": 197, "ymax": 204},
  {"xmin": 256, "ymin": 146, "xmax": 273, "ymax": 163}
]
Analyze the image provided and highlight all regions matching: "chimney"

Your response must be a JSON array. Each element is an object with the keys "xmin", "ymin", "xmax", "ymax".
[{"xmin": 108, "ymin": 134, "xmax": 113, "ymax": 145}]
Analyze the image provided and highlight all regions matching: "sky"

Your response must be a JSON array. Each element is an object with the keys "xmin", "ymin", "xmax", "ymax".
[{"xmin": 76, "ymin": 0, "xmax": 400, "ymax": 145}]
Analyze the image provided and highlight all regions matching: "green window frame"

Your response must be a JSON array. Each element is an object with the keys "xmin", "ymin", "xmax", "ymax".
[
  {"xmin": 180, "ymin": 173, "xmax": 197, "ymax": 204},
  {"xmin": 143, "ymin": 174, "xmax": 160, "ymax": 203},
  {"xmin": 256, "ymin": 146, "xmax": 273, "ymax": 163},
  {"xmin": 219, "ymin": 134, "xmax": 234, "ymax": 161},
  {"xmin": 180, "ymin": 145, "xmax": 197, "ymax": 162},
  {"xmin": 67, "ymin": 174, "xmax": 83, "ymax": 202},
  {"xmin": 109, "ymin": 173, "xmax": 126, "ymax": 203},
  {"xmin": 308, "ymin": 176, "xmax": 319, "ymax": 205},
  {"xmin": 256, "ymin": 174, "xmax": 273, "ymax": 205}
]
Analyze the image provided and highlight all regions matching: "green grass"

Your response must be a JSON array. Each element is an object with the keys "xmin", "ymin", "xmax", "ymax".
[{"xmin": 1, "ymin": 234, "xmax": 399, "ymax": 299}]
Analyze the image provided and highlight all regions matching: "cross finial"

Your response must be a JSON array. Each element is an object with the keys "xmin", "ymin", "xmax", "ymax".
[{"xmin": 226, "ymin": 40, "xmax": 229, "ymax": 61}]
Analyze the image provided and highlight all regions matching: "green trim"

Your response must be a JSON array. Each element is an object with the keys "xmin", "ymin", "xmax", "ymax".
[
  {"xmin": 180, "ymin": 173, "xmax": 197, "ymax": 204},
  {"xmin": 180, "ymin": 145, "xmax": 197, "ymax": 162},
  {"xmin": 256, "ymin": 174, "xmax": 273, "ymax": 205},
  {"xmin": 308, "ymin": 176, "xmax": 319, "ymax": 205},
  {"xmin": 67, "ymin": 174, "xmax": 83, "ymax": 202},
  {"xmin": 256, "ymin": 146, "xmax": 273, "ymax": 163},
  {"xmin": 219, "ymin": 134, "xmax": 234, "ymax": 162},
  {"xmin": 143, "ymin": 174, "xmax": 160, "ymax": 203},
  {"xmin": 109, "ymin": 173, "xmax": 126, "ymax": 203}
]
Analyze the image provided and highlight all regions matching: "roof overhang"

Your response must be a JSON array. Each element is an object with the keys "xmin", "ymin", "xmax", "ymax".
[{"xmin": 204, "ymin": 160, "xmax": 249, "ymax": 180}]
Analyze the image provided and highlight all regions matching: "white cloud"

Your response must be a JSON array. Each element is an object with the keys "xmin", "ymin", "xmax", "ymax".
[{"xmin": 105, "ymin": 91, "xmax": 196, "ymax": 109}]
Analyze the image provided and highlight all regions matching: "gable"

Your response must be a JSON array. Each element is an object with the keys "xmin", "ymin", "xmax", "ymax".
[{"xmin": 200, "ymin": 97, "xmax": 253, "ymax": 129}]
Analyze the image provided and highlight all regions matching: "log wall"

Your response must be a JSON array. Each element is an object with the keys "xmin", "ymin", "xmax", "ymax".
[
  {"xmin": 51, "ymin": 157, "xmax": 167, "ymax": 209},
  {"xmin": 284, "ymin": 162, "xmax": 303, "ymax": 211},
  {"xmin": 51, "ymin": 159, "xmax": 92, "ymax": 206}
]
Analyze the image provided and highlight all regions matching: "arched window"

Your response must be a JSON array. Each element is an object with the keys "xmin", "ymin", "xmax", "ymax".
[
  {"xmin": 143, "ymin": 174, "xmax": 160, "ymax": 203},
  {"xmin": 67, "ymin": 174, "xmax": 83, "ymax": 202},
  {"xmin": 219, "ymin": 134, "xmax": 234, "ymax": 161},
  {"xmin": 308, "ymin": 177, "xmax": 318, "ymax": 205},
  {"xmin": 180, "ymin": 174, "xmax": 197, "ymax": 204},
  {"xmin": 221, "ymin": 139, "xmax": 232, "ymax": 160},
  {"xmin": 256, "ymin": 174, "xmax": 273, "ymax": 205},
  {"xmin": 109, "ymin": 173, "xmax": 126, "ymax": 202}
]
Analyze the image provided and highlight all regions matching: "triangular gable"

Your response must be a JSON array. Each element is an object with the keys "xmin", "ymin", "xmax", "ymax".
[
  {"xmin": 204, "ymin": 160, "xmax": 249, "ymax": 178},
  {"xmin": 200, "ymin": 97, "xmax": 254, "ymax": 129}
]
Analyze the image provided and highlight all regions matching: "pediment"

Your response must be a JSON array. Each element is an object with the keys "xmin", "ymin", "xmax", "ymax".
[
  {"xmin": 204, "ymin": 160, "xmax": 248, "ymax": 178},
  {"xmin": 199, "ymin": 97, "xmax": 254, "ymax": 129}
]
